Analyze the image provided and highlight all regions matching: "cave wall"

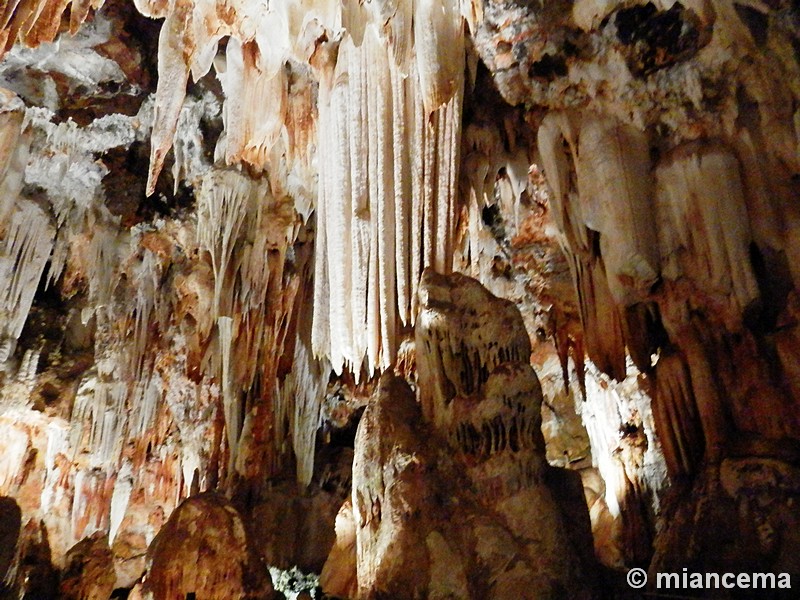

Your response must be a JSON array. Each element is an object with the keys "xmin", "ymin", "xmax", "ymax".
[{"xmin": 0, "ymin": 0, "xmax": 799, "ymax": 597}]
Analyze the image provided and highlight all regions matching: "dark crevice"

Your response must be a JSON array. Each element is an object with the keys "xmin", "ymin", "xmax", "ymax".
[
  {"xmin": 613, "ymin": 2, "xmax": 703, "ymax": 75},
  {"xmin": 735, "ymin": 4, "xmax": 769, "ymax": 46}
]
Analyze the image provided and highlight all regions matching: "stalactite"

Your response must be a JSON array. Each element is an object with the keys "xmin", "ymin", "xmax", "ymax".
[
  {"xmin": 130, "ymin": 248, "xmax": 161, "ymax": 383},
  {"xmin": 575, "ymin": 114, "xmax": 658, "ymax": 306},
  {"xmin": 0, "ymin": 197, "xmax": 56, "ymax": 361},
  {"xmin": 408, "ymin": 68, "xmax": 425, "ymax": 320},
  {"xmin": 310, "ymin": 16, "xmax": 466, "ymax": 378},
  {"xmin": 536, "ymin": 111, "xmax": 588, "ymax": 254},
  {"xmin": 392, "ymin": 60, "xmax": 411, "ymax": 326},
  {"xmin": 414, "ymin": 0, "xmax": 464, "ymax": 113},
  {"xmin": 677, "ymin": 322, "xmax": 732, "ymax": 461},
  {"xmin": 653, "ymin": 351, "xmax": 704, "ymax": 478},
  {"xmin": 0, "ymin": 87, "xmax": 25, "ymax": 223},
  {"xmin": 146, "ymin": 1, "xmax": 191, "ymax": 195},
  {"xmin": 218, "ymin": 316, "xmax": 237, "ymax": 473},
  {"xmin": 0, "ymin": 0, "xmax": 101, "ymax": 55},
  {"xmin": 108, "ymin": 460, "xmax": 132, "ymax": 544},
  {"xmin": 196, "ymin": 168, "xmax": 259, "ymax": 318},
  {"xmin": 325, "ymin": 41, "xmax": 354, "ymax": 373},
  {"xmin": 370, "ymin": 26, "xmax": 398, "ymax": 370},
  {"xmin": 217, "ymin": 39, "xmax": 287, "ymax": 169},
  {"xmin": 655, "ymin": 142, "xmax": 760, "ymax": 324},
  {"xmin": 278, "ymin": 322, "xmax": 327, "ymax": 488}
]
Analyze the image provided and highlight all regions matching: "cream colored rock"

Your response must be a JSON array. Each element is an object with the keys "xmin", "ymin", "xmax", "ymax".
[
  {"xmin": 655, "ymin": 141, "xmax": 760, "ymax": 325},
  {"xmin": 348, "ymin": 372, "xmax": 583, "ymax": 599},
  {"xmin": 415, "ymin": 269, "xmax": 532, "ymax": 428},
  {"xmin": 415, "ymin": 270, "xmax": 592, "ymax": 593},
  {"xmin": 320, "ymin": 499, "xmax": 359, "ymax": 600}
]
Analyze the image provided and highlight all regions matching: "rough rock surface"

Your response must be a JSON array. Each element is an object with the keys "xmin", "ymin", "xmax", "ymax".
[
  {"xmin": 344, "ymin": 371, "xmax": 590, "ymax": 599},
  {"xmin": 320, "ymin": 499, "xmax": 359, "ymax": 600},
  {"xmin": 0, "ymin": 0, "xmax": 798, "ymax": 597},
  {"xmin": 651, "ymin": 444, "xmax": 800, "ymax": 586},
  {"xmin": 58, "ymin": 532, "xmax": 116, "ymax": 600},
  {"xmin": 252, "ymin": 483, "xmax": 341, "ymax": 574},
  {"xmin": 140, "ymin": 492, "xmax": 275, "ymax": 600}
]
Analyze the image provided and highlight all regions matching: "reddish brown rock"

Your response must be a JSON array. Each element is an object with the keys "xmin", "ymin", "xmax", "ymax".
[
  {"xmin": 59, "ymin": 532, "xmax": 116, "ymax": 600},
  {"xmin": 140, "ymin": 492, "xmax": 275, "ymax": 600},
  {"xmin": 651, "ymin": 448, "xmax": 800, "ymax": 589},
  {"xmin": 251, "ymin": 483, "xmax": 340, "ymax": 574}
]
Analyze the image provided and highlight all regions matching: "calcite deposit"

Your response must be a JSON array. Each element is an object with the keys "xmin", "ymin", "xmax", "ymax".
[{"xmin": 0, "ymin": 0, "xmax": 799, "ymax": 597}]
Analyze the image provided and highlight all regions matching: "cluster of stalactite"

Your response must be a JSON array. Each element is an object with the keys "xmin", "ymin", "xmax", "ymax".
[
  {"xmin": 1, "ymin": 0, "xmax": 800, "ymax": 593},
  {"xmin": 467, "ymin": 0, "xmax": 800, "ymax": 486},
  {"xmin": 0, "ymin": 0, "xmax": 493, "ymax": 572}
]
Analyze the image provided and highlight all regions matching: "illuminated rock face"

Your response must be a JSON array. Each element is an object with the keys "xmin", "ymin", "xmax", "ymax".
[
  {"xmin": 0, "ymin": 0, "xmax": 799, "ymax": 597},
  {"xmin": 140, "ymin": 493, "xmax": 275, "ymax": 600},
  {"xmin": 344, "ymin": 372, "xmax": 591, "ymax": 600},
  {"xmin": 319, "ymin": 269, "xmax": 597, "ymax": 598}
]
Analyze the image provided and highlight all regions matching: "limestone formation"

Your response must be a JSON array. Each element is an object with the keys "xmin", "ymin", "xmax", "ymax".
[
  {"xmin": 141, "ymin": 492, "xmax": 275, "ymax": 600},
  {"xmin": 342, "ymin": 371, "xmax": 590, "ymax": 599},
  {"xmin": 58, "ymin": 532, "xmax": 116, "ymax": 600},
  {"xmin": 0, "ymin": 0, "xmax": 799, "ymax": 597}
]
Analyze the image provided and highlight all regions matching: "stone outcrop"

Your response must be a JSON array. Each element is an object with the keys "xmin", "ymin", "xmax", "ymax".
[
  {"xmin": 651, "ymin": 447, "xmax": 800, "ymax": 587},
  {"xmin": 320, "ymin": 499, "xmax": 359, "ymax": 600},
  {"xmin": 321, "ymin": 271, "xmax": 595, "ymax": 598},
  {"xmin": 139, "ymin": 492, "xmax": 275, "ymax": 600},
  {"xmin": 415, "ymin": 269, "xmax": 594, "ymax": 592},
  {"xmin": 339, "ymin": 371, "xmax": 590, "ymax": 599},
  {"xmin": 58, "ymin": 532, "xmax": 116, "ymax": 600},
  {"xmin": 252, "ymin": 483, "xmax": 341, "ymax": 574}
]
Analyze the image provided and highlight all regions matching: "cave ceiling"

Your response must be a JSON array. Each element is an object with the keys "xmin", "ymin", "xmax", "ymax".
[{"xmin": 1, "ymin": 0, "xmax": 800, "ymax": 598}]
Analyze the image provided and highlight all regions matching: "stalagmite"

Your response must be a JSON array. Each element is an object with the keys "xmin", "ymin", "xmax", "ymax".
[
  {"xmin": 411, "ymin": 272, "xmax": 593, "ymax": 597},
  {"xmin": 141, "ymin": 493, "xmax": 275, "ymax": 600},
  {"xmin": 415, "ymin": 269, "xmax": 532, "ymax": 427}
]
